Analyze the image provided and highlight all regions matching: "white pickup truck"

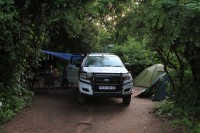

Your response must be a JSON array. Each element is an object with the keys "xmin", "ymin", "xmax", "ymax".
[{"xmin": 67, "ymin": 53, "xmax": 133, "ymax": 105}]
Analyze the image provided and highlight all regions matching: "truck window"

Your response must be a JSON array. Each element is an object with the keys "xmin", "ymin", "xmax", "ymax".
[
  {"xmin": 70, "ymin": 56, "xmax": 84, "ymax": 65},
  {"xmin": 85, "ymin": 56, "xmax": 123, "ymax": 67}
]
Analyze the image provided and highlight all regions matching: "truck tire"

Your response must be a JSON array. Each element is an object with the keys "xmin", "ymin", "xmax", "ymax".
[
  {"xmin": 78, "ymin": 92, "xmax": 86, "ymax": 104},
  {"xmin": 122, "ymin": 95, "xmax": 131, "ymax": 105}
]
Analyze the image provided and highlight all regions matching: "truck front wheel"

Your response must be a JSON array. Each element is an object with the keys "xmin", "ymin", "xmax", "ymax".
[{"xmin": 122, "ymin": 95, "xmax": 131, "ymax": 105}]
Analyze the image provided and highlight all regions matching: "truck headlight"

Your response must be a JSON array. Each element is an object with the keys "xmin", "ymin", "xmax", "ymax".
[
  {"xmin": 122, "ymin": 73, "xmax": 132, "ymax": 82},
  {"xmin": 80, "ymin": 73, "xmax": 92, "ymax": 83}
]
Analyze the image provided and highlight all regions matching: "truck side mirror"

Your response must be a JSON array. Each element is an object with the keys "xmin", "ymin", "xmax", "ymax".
[
  {"xmin": 124, "ymin": 63, "xmax": 130, "ymax": 68},
  {"xmin": 124, "ymin": 63, "xmax": 131, "ymax": 70},
  {"xmin": 124, "ymin": 63, "xmax": 132, "ymax": 75}
]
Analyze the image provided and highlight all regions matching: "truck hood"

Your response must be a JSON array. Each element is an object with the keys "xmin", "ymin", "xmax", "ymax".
[{"xmin": 82, "ymin": 67, "xmax": 128, "ymax": 73}]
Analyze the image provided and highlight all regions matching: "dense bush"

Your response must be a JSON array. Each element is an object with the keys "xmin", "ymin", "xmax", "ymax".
[
  {"xmin": 115, "ymin": 0, "xmax": 200, "ymax": 107},
  {"xmin": 114, "ymin": 0, "xmax": 200, "ymax": 131},
  {"xmin": 111, "ymin": 37, "xmax": 158, "ymax": 77},
  {"xmin": 0, "ymin": 84, "xmax": 33, "ymax": 124},
  {"xmin": 0, "ymin": 0, "xmax": 128, "ymax": 125},
  {"xmin": 155, "ymin": 99, "xmax": 200, "ymax": 132},
  {"xmin": 0, "ymin": 0, "xmax": 44, "ymax": 124}
]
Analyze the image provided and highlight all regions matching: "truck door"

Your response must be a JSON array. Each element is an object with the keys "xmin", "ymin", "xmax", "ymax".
[{"xmin": 67, "ymin": 56, "xmax": 84, "ymax": 86}]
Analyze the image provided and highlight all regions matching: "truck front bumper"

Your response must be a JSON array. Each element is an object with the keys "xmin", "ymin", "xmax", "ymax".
[{"xmin": 79, "ymin": 81, "xmax": 133, "ymax": 98}]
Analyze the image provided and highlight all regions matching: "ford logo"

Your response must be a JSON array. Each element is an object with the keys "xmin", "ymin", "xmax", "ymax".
[{"xmin": 104, "ymin": 79, "xmax": 110, "ymax": 82}]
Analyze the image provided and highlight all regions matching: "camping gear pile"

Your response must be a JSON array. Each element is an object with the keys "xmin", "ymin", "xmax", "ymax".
[{"xmin": 134, "ymin": 64, "xmax": 172, "ymax": 101}]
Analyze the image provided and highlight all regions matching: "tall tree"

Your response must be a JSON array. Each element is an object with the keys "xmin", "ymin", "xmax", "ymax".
[
  {"xmin": 0, "ymin": 0, "xmax": 130, "ymax": 124},
  {"xmin": 115, "ymin": 0, "xmax": 200, "ymax": 107}
]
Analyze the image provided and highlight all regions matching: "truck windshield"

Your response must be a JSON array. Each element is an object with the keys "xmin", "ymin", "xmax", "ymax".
[{"xmin": 85, "ymin": 56, "xmax": 123, "ymax": 67}]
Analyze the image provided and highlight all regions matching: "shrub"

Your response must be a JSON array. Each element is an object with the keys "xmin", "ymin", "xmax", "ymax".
[{"xmin": 111, "ymin": 37, "xmax": 158, "ymax": 77}]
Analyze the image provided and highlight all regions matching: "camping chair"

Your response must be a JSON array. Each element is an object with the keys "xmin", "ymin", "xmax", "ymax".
[
  {"xmin": 44, "ymin": 73, "xmax": 56, "ymax": 93},
  {"xmin": 54, "ymin": 75, "xmax": 62, "ymax": 90}
]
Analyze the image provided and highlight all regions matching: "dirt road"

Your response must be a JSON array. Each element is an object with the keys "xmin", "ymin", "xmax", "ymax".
[{"xmin": 3, "ymin": 87, "xmax": 176, "ymax": 133}]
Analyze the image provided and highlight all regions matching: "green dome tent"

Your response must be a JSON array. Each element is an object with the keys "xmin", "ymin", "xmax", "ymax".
[
  {"xmin": 136, "ymin": 73, "xmax": 172, "ymax": 101},
  {"xmin": 134, "ymin": 64, "xmax": 165, "ymax": 88}
]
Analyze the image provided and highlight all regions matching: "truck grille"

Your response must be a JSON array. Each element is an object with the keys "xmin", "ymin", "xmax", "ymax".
[{"xmin": 92, "ymin": 73, "xmax": 122, "ymax": 93}]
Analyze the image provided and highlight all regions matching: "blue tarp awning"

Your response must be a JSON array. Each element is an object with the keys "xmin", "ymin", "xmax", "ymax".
[{"xmin": 41, "ymin": 50, "xmax": 79, "ymax": 60}]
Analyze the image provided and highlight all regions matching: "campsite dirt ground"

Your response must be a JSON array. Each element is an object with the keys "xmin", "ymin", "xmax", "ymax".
[{"xmin": 2, "ymin": 86, "xmax": 179, "ymax": 133}]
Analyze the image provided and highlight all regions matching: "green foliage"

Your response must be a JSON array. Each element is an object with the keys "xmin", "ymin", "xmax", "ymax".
[
  {"xmin": 0, "ymin": 82, "xmax": 33, "ymax": 124},
  {"xmin": 41, "ymin": 0, "xmax": 122, "ymax": 53},
  {"xmin": 155, "ymin": 99, "xmax": 200, "ymax": 132},
  {"xmin": 155, "ymin": 99, "xmax": 187, "ymax": 118},
  {"xmin": 194, "ymin": 124, "xmax": 200, "ymax": 133},
  {"xmin": 111, "ymin": 37, "xmax": 158, "ymax": 77},
  {"xmin": 0, "ymin": 0, "xmax": 129, "ymax": 125},
  {"xmin": 0, "ymin": 125, "xmax": 5, "ymax": 133},
  {"xmin": 115, "ymin": 0, "xmax": 200, "ymax": 107},
  {"xmin": 114, "ymin": 1, "xmax": 200, "ymax": 131},
  {"xmin": 0, "ymin": 0, "xmax": 44, "ymax": 125}
]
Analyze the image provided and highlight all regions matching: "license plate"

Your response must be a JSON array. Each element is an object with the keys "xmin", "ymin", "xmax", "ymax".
[{"xmin": 99, "ymin": 86, "xmax": 116, "ymax": 90}]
